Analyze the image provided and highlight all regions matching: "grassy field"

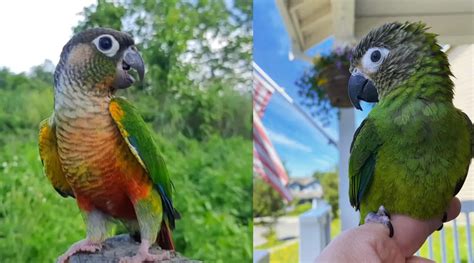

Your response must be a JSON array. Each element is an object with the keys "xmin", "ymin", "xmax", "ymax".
[{"xmin": 0, "ymin": 140, "xmax": 86, "ymax": 262}]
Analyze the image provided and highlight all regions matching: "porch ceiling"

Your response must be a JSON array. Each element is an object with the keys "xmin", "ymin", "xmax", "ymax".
[{"xmin": 276, "ymin": 0, "xmax": 474, "ymax": 53}]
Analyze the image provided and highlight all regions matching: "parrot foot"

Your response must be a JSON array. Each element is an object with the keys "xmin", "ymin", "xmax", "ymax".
[
  {"xmin": 365, "ymin": 205, "xmax": 394, "ymax": 238},
  {"xmin": 437, "ymin": 212, "xmax": 448, "ymax": 231},
  {"xmin": 119, "ymin": 240, "xmax": 169, "ymax": 263},
  {"xmin": 56, "ymin": 239, "xmax": 102, "ymax": 263}
]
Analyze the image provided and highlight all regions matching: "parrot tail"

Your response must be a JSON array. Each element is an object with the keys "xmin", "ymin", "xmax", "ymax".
[{"xmin": 157, "ymin": 221, "xmax": 175, "ymax": 251}]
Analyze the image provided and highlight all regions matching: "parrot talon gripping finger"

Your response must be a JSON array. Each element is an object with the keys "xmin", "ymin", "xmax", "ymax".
[
  {"xmin": 437, "ymin": 212, "xmax": 448, "ymax": 231},
  {"xmin": 56, "ymin": 239, "xmax": 102, "ymax": 263},
  {"xmin": 442, "ymin": 212, "xmax": 448, "ymax": 222},
  {"xmin": 364, "ymin": 206, "xmax": 394, "ymax": 238}
]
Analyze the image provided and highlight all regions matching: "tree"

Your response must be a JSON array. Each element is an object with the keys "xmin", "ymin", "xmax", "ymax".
[
  {"xmin": 253, "ymin": 176, "xmax": 285, "ymax": 218},
  {"xmin": 313, "ymin": 171, "xmax": 339, "ymax": 218},
  {"xmin": 74, "ymin": 0, "xmax": 252, "ymax": 140}
]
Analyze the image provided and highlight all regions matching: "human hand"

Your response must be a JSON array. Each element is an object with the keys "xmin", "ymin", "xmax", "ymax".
[{"xmin": 315, "ymin": 198, "xmax": 461, "ymax": 263}]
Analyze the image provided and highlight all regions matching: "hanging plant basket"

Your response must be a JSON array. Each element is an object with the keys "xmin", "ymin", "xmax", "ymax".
[
  {"xmin": 296, "ymin": 46, "xmax": 353, "ymax": 125},
  {"xmin": 319, "ymin": 64, "xmax": 352, "ymax": 108}
]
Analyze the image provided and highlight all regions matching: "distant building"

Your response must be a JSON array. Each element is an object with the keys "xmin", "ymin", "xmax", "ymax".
[{"xmin": 288, "ymin": 177, "xmax": 323, "ymax": 203}]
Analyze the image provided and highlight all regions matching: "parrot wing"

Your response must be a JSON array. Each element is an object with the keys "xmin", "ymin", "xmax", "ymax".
[
  {"xmin": 349, "ymin": 118, "xmax": 382, "ymax": 210},
  {"xmin": 109, "ymin": 97, "xmax": 180, "ymax": 229},
  {"xmin": 462, "ymin": 112, "xmax": 474, "ymax": 159},
  {"xmin": 453, "ymin": 111, "xmax": 474, "ymax": 196},
  {"xmin": 39, "ymin": 117, "xmax": 74, "ymax": 198}
]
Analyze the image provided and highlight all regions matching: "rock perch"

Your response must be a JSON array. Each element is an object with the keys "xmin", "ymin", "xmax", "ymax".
[{"xmin": 69, "ymin": 235, "xmax": 200, "ymax": 263}]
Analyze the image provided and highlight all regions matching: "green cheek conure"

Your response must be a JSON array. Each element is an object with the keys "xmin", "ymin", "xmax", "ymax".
[
  {"xmin": 38, "ymin": 28, "xmax": 179, "ymax": 263},
  {"xmin": 347, "ymin": 21, "xmax": 473, "ymax": 237}
]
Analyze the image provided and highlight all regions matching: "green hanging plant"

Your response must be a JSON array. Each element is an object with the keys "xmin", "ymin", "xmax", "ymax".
[{"xmin": 296, "ymin": 46, "xmax": 353, "ymax": 125}]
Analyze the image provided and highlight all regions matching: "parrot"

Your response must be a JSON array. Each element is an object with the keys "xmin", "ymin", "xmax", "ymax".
[
  {"xmin": 38, "ymin": 28, "xmax": 180, "ymax": 263},
  {"xmin": 347, "ymin": 21, "xmax": 473, "ymax": 237}
]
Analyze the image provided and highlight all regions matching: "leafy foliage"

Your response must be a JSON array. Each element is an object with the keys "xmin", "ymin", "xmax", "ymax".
[
  {"xmin": 313, "ymin": 171, "xmax": 339, "ymax": 218},
  {"xmin": 0, "ymin": 0, "xmax": 252, "ymax": 262},
  {"xmin": 74, "ymin": 0, "xmax": 252, "ymax": 140},
  {"xmin": 253, "ymin": 176, "xmax": 284, "ymax": 218},
  {"xmin": 296, "ymin": 47, "xmax": 352, "ymax": 125}
]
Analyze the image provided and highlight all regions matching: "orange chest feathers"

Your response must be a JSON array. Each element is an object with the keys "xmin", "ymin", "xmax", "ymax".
[{"xmin": 56, "ymin": 117, "xmax": 152, "ymax": 219}]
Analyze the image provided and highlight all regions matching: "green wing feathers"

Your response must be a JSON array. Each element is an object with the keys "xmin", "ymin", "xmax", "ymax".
[
  {"xmin": 462, "ymin": 112, "xmax": 474, "ymax": 158},
  {"xmin": 349, "ymin": 119, "xmax": 381, "ymax": 210},
  {"xmin": 109, "ymin": 97, "xmax": 180, "ymax": 228},
  {"xmin": 38, "ymin": 118, "xmax": 74, "ymax": 198}
]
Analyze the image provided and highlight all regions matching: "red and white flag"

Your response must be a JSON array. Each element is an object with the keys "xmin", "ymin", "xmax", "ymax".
[{"xmin": 253, "ymin": 63, "xmax": 292, "ymax": 202}]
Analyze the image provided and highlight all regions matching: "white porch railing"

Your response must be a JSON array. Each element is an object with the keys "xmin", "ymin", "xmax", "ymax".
[
  {"xmin": 299, "ymin": 200, "xmax": 474, "ymax": 263},
  {"xmin": 299, "ymin": 200, "xmax": 331, "ymax": 263},
  {"xmin": 416, "ymin": 200, "xmax": 473, "ymax": 263}
]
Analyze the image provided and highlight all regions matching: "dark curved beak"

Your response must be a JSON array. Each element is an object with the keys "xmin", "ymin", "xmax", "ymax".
[
  {"xmin": 114, "ymin": 46, "xmax": 145, "ymax": 89},
  {"xmin": 123, "ymin": 46, "xmax": 145, "ymax": 82},
  {"xmin": 348, "ymin": 73, "xmax": 379, "ymax": 110}
]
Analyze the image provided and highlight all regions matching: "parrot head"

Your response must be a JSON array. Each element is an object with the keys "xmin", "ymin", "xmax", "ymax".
[
  {"xmin": 54, "ymin": 28, "xmax": 144, "ymax": 94},
  {"xmin": 348, "ymin": 21, "xmax": 450, "ymax": 110}
]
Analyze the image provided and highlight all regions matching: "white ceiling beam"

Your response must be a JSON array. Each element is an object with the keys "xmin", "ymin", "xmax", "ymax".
[
  {"xmin": 275, "ymin": 0, "xmax": 305, "ymax": 52},
  {"xmin": 355, "ymin": 14, "xmax": 474, "ymax": 45},
  {"xmin": 331, "ymin": 0, "xmax": 356, "ymax": 46},
  {"xmin": 302, "ymin": 15, "xmax": 333, "ymax": 50},
  {"xmin": 356, "ymin": 0, "xmax": 474, "ymax": 17}
]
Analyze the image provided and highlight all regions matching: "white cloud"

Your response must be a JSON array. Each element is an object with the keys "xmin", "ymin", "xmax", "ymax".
[
  {"xmin": 266, "ymin": 129, "xmax": 312, "ymax": 153},
  {"xmin": 0, "ymin": 0, "xmax": 95, "ymax": 73}
]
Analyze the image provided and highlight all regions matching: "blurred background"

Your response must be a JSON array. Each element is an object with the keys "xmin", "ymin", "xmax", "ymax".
[
  {"xmin": 253, "ymin": 1, "xmax": 473, "ymax": 262},
  {"xmin": 0, "ymin": 0, "xmax": 252, "ymax": 262}
]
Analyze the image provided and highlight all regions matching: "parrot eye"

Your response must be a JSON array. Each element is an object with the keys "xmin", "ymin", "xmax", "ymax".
[
  {"xmin": 99, "ymin": 37, "xmax": 112, "ymax": 50},
  {"xmin": 370, "ymin": 50, "xmax": 381, "ymax": 62},
  {"xmin": 361, "ymin": 47, "xmax": 389, "ymax": 73},
  {"xmin": 92, "ymin": 34, "xmax": 120, "ymax": 57}
]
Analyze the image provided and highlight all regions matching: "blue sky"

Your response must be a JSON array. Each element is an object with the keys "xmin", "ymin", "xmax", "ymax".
[
  {"xmin": 254, "ymin": 1, "xmax": 338, "ymax": 177},
  {"xmin": 254, "ymin": 1, "xmax": 369, "ymax": 178}
]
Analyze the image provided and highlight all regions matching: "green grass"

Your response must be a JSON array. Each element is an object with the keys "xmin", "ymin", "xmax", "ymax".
[
  {"xmin": 286, "ymin": 203, "xmax": 313, "ymax": 217},
  {"xmin": 268, "ymin": 241, "xmax": 298, "ymax": 263},
  {"xmin": 255, "ymin": 233, "xmax": 285, "ymax": 250},
  {"xmin": 0, "ymin": 141, "xmax": 86, "ymax": 262}
]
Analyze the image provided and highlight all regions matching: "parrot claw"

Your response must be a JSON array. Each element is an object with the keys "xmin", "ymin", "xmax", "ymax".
[
  {"xmin": 437, "ymin": 212, "xmax": 448, "ymax": 231},
  {"xmin": 119, "ymin": 240, "xmax": 169, "ymax": 263},
  {"xmin": 365, "ymin": 205, "xmax": 394, "ymax": 238},
  {"xmin": 56, "ymin": 239, "xmax": 102, "ymax": 263},
  {"xmin": 119, "ymin": 250, "xmax": 169, "ymax": 263}
]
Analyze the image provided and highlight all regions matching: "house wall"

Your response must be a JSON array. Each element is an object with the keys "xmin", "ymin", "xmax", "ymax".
[{"xmin": 449, "ymin": 44, "xmax": 474, "ymax": 202}]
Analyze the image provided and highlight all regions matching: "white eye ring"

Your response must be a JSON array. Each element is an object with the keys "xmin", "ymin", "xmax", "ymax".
[
  {"xmin": 361, "ymin": 47, "xmax": 390, "ymax": 73},
  {"xmin": 92, "ymin": 34, "xmax": 120, "ymax": 57}
]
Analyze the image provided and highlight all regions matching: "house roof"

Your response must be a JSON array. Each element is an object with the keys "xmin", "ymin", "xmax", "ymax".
[{"xmin": 289, "ymin": 177, "xmax": 318, "ymax": 187}]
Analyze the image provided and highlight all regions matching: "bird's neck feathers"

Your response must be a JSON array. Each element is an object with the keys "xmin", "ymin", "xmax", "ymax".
[{"xmin": 54, "ymin": 76, "xmax": 113, "ymax": 117}]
